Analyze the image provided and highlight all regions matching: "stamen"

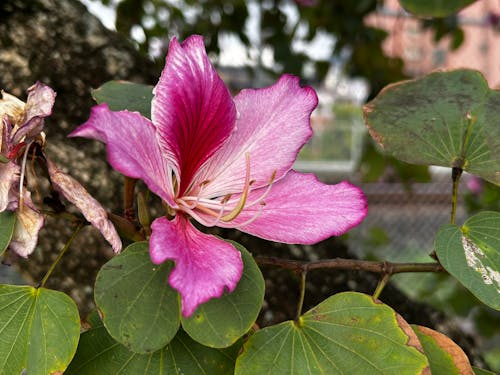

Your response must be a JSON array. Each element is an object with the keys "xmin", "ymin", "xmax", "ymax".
[
  {"xmin": 236, "ymin": 202, "xmax": 266, "ymax": 228},
  {"xmin": 180, "ymin": 202, "xmax": 226, "ymax": 228},
  {"xmin": 182, "ymin": 200, "xmax": 219, "ymax": 217},
  {"xmin": 178, "ymin": 195, "xmax": 201, "ymax": 210},
  {"xmin": 246, "ymin": 170, "xmax": 277, "ymax": 208},
  {"xmin": 221, "ymin": 152, "xmax": 251, "ymax": 222}
]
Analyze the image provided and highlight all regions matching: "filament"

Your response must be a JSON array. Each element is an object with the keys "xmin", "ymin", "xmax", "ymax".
[{"xmin": 220, "ymin": 152, "xmax": 251, "ymax": 222}]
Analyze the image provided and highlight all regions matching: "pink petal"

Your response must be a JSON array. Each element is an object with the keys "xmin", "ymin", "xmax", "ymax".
[
  {"xmin": 12, "ymin": 82, "xmax": 56, "ymax": 143},
  {"xmin": 194, "ymin": 75, "xmax": 318, "ymax": 198},
  {"xmin": 152, "ymin": 35, "xmax": 236, "ymax": 196},
  {"xmin": 0, "ymin": 162, "xmax": 20, "ymax": 212},
  {"xmin": 150, "ymin": 215, "xmax": 243, "ymax": 317},
  {"xmin": 46, "ymin": 158, "xmax": 122, "ymax": 253},
  {"xmin": 9, "ymin": 191, "xmax": 44, "ymax": 258},
  {"xmin": 25, "ymin": 82, "xmax": 56, "ymax": 121},
  {"xmin": 70, "ymin": 104, "xmax": 175, "ymax": 205},
  {"xmin": 219, "ymin": 171, "xmax": 367, "ymax": 244}
]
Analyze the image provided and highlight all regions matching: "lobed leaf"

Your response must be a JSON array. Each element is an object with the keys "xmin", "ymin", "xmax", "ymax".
[
  {"xmin": 412, "ymin": 325, "xmax": 473, "ymax": 374},
  {"xmin": 364, "ymin": 69, "xmax": 500, "ymax": 185},
  {"xmin": 0, "ymin": 285, "xmax": 80, "ymax": 375},
  {"xmin": 235, "ymin": 292, "xmax": 429, "ymax": 374},
  {"xmin": 94, "ymin": 242, "xmax": 180, "ymax": 354},
  {"xmin": 473, "ymin": 367, "xmax": 497, "ymax": 374},
  {"xmin": 91, "ymin": 81, "xmax": 154, "ymax": 119},
  {"xmin": 66, "ymin": 315, "xmax": 239, "ymax": 375},
  {"xmin": 399, "ymin": 0, "xmax": 476, "ymax": 18},
  {"xmin": 0, "ymin": 211, "xmax": 16, "ymax": 257},
  {"xmin": 182, "ymin": 240, "xmax": 265, "ymax": 348},
  {"xmin": 435, "ymin": 211, "xmax": 500, "ymax": 310}
]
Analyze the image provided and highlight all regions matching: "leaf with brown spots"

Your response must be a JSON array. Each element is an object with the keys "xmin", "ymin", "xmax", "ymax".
[
  {"xmin": 413, "ymin": 325, "xmax": 473, "ymax": 375},
  {"xmin": 236, "ymin": 292, "xmax": 429, "ymax": 374},
  {"xmin": 364, "ymin": 69, "xmax": 500, "ymax": 185}
]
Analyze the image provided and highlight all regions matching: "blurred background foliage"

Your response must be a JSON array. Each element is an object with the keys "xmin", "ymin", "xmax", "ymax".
[
  {"xmin": 84, "ymin": 0, "xmax": 500, "ymax": 371},
  {"xmin": 94, "ymin": 0, "xmax": 467, "ymax": 96},
  {"xmin": 90, "ymin": 0, "xmax": 475, "ymax": 185}
]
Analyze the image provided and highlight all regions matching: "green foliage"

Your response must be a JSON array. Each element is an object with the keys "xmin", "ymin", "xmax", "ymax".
[
  {"xmin": 91, "ymin": 81, "xmax": 154, "ymax": 118},
  {"xmin": 94, "ymin": 240, "xmax": 265, "ymax": 353},
  {"xmin": 412, "ymin": 325, "xmax": 472, "ymax": 374},
  {"xmin": 182, "ymin": 240, "xmax": 265, "ymax": 348},
  {"xmin": 107, "ymin": 0, "xmax": 409, "ymax": 95},
  {"xmin": 399, "ymin": 0, "xmax": 476, "ymax": 18},
  {"xmin": 299, "ymin": 102, "xmax": 363, "ymax": 161},
  {"xmin": 0, "ymin": 285, "xmax": 80, "ymax": 375},
  {"xmin": 0, "ymin": 211, "xmax": 16, "ymax": 257},
  {"xmin": 465, "ymin": 180, "xmax": 500, "ymax": 214},
  {"xmin": 435, "ymin": 212, "xmax": 500, "ymax": 310},
  {"xmin": 473, "ymin": 367, "xmax": 497, "ymax": 374},
  {"xmin": 359, "ymin": 139, "xmax": 431, "ymax": 183},
  {"xmin": 66, "ymin": 313, "xmax": 240, "ymax": 374},
  {"xmin": 94, "ymin": 242, "xmax": 180, "ymax": 353},
  {"xmin": 235, "ymin": 292, "xmax": 429, "ymax": 374},
  {"xmin": 364, "ymin": 69, "xmax": 500, "ymax": 186}
]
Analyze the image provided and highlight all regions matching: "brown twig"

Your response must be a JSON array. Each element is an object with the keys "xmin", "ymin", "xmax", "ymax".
[{"xmin": 255, "ymin": 256, "xmax": 445, "ymax": 275}]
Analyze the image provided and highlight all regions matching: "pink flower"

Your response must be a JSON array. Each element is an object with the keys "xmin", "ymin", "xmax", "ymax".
[
  {"xmin": 466, "ymin": 176, "xmax": 483, "ymax": 195},
  {"xmin": 71, "ymin": 35, "xmax": 367, "ymax": 317}
]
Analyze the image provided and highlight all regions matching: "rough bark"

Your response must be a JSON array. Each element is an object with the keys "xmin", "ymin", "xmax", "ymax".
[{"xmin": 0, "ymin": 0, "xmax": 158, "ymax": 309}]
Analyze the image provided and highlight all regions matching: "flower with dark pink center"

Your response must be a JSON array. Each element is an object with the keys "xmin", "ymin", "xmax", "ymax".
[{"xmin": 71, "ymin": 35, "xmax": 367, "ymax": 317}]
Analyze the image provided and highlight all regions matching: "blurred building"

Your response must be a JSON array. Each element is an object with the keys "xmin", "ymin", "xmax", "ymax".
[{"xmin": 368, "ymin": 0, "xmax": 500, "ymax": 87}]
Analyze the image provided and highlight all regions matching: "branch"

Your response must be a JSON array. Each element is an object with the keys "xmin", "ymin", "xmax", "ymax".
[{"xmin": 255, "ymin": 256, "xmax": 445, "ymax": 275}]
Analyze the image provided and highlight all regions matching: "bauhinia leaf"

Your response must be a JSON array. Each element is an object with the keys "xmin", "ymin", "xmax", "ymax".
[
  {"xmin": 66, "ymin": 314, "xmax": 240, "ymax": 375},
  {"xmin": 94, "ymin": 242, "xmax": 180, "ymax": 354},
  {"xmin": 91, "ymin": 80, "xmax": 154, "ymax": 119},
  {"xmin": 236, "ymin": 292, "xmax": 429, "ymax": 374},
  {"xmin": 0, "ymin": 211, "xmax": 16, "ymax": 256},
  {"xmin": 412, "ymin": 325, "xmax": 473, "ymax": 374},
  {"xmin": 0, "ymin": 285, "xmax": 80, "ymax": 375},
  {"xmin": 435, "ymin": 211, "xmax": 500, "ymax": 310},
  {"xmin": 398, "ymin": 0, "xmax": 476, "ymax": 18},
  {"xmin": 182, "ymin": 240, "xmax": 265, "ymax": 348},
  {"xmin": 364, "ymin": 69, "xmax": 500, "ymax": 185}
]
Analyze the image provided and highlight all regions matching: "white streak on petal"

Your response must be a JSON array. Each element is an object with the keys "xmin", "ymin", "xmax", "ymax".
[{"xmin": 0, "ymin": 162, "xmax": 20, "ymax": 212}]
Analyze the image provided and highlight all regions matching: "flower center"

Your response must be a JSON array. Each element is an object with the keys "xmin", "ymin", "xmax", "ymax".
[{"xmin": 174, "ymin": 153, "xmax": 276, "ymax": 227}]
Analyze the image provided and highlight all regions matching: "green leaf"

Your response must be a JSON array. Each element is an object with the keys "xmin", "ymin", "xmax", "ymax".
[
  {"xmin": 435, "ymin": 211, "xmax": 500, "ymax": 310},
  {"xmin": 364, "ymin": 69, "xmax": 500, "ymax": 185},
  {"xmin": 91, "ymin": 81, "xmax": 154, "ymax": 118},
  {"xmin": 0, "ymin": 285, "xmax": 80, "ymax": 375},
  {"xmin": 412, "ymin": 325, "xmax": 472, "ymax": 374},
  {"xmin": 473, "ymin": 367, "xmax": 496, "ymax": 374},
  {"xmin": 94, "ymin": 242, "xmax": 180, "ymax": 353},
  {"xmin": 182, "ymin": 240, "xmax": 265, "ymax": 348},
  {"xmin": 399, "ymin": 0, "xmax": 476, "ymax": 18},
  {"xmin": 0, "ymin": 211, "xmax": 16, "ymax": 256},
  {"xmin": 235, "ymin": 292, "xmax": 429, "ymax": 374},
  {"xmin": 66, "ymin": 316, "xmax": 240, "ymax": 375}
]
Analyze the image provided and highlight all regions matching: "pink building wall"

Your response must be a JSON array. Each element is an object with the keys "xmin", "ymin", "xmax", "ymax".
[{"xmin": 367, "ymin": 0, "xmax": 500, "ymax": 87}]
